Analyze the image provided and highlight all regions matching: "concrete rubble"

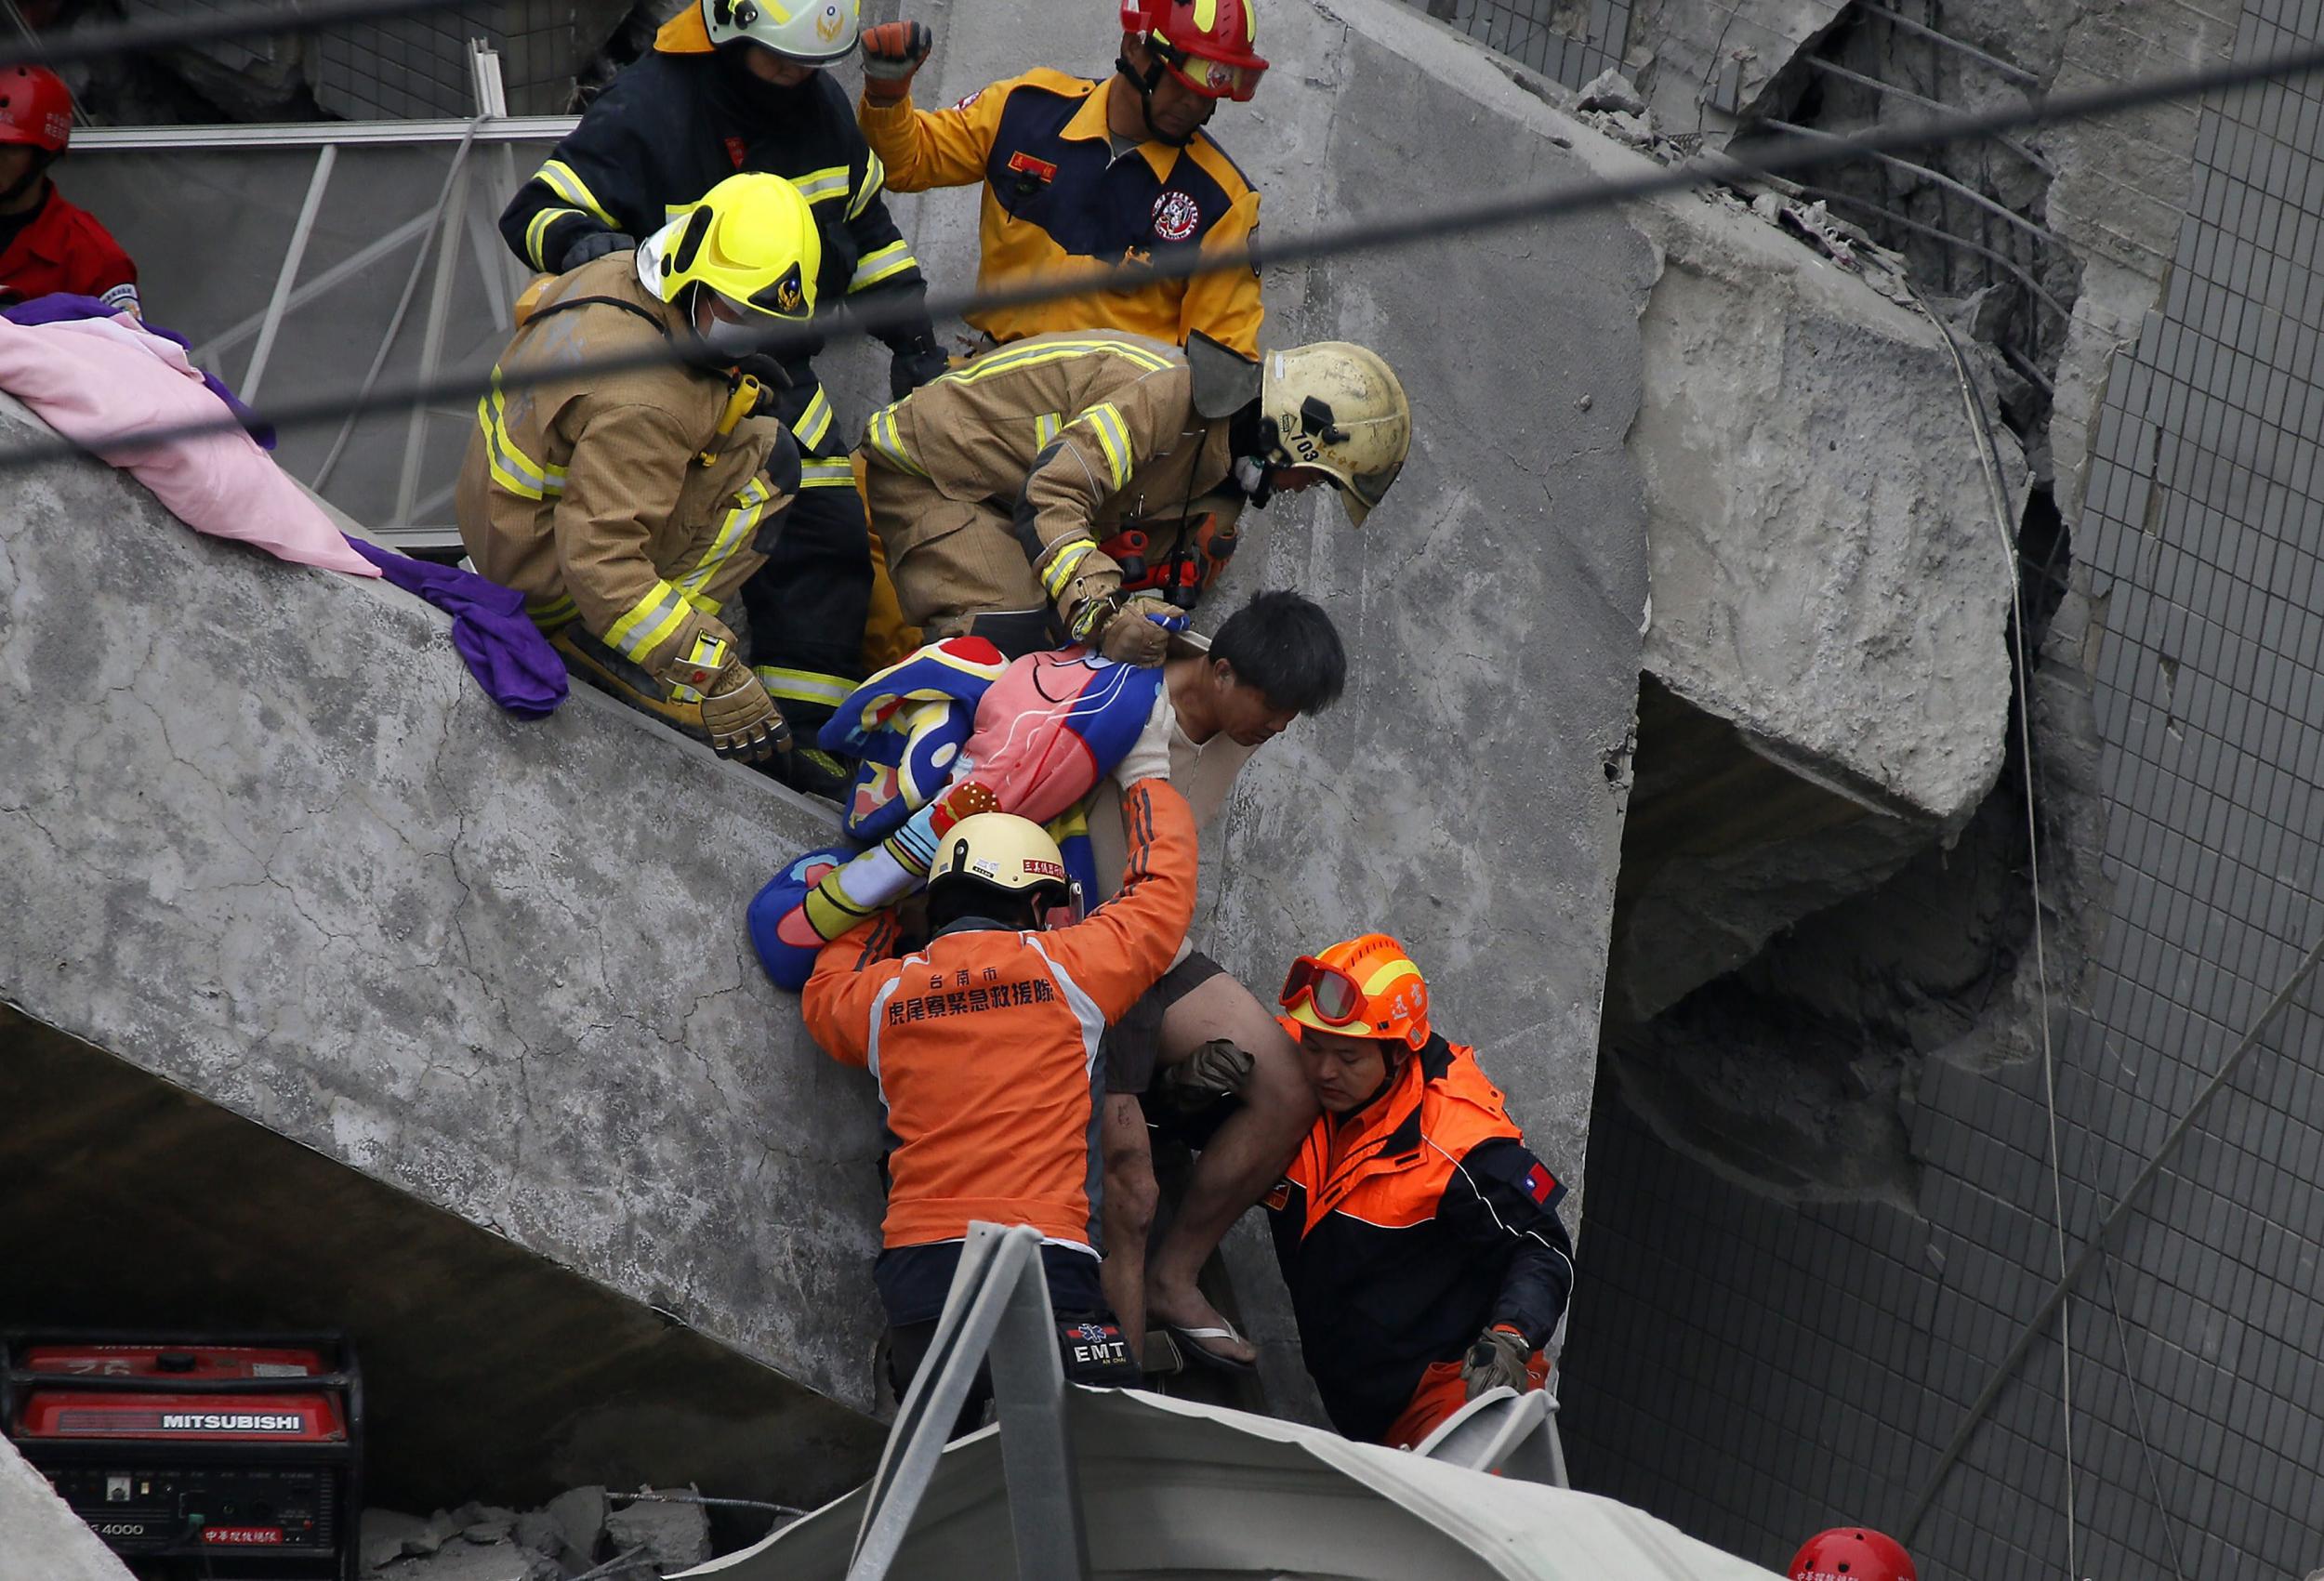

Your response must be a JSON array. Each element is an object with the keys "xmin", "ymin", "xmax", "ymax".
[
  {"xmin": 363, "ymin": 1488, "xmax": 714, "ymax": 1580},
  {"xmin": 0, "ymin": 1435, "xmax": 136, "ymax": 1581}
]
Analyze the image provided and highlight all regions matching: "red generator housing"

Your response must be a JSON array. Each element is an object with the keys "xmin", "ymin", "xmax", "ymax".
[{"xmin": 2, "ymin": 1332, "xmax": 363, "ymax": 1581}]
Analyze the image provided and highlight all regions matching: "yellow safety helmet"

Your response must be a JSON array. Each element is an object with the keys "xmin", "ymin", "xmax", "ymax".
[
  {"xmin": 1261, "ymin": 343, "xmax": 1411, "ymax": 527},
  {"xmin": 931, "ymin": 813, "xmax": 1072, "ymax": 898},
  {"xmin": 640, "ymin": 171, "xmax": 822, "ymax": 324}
]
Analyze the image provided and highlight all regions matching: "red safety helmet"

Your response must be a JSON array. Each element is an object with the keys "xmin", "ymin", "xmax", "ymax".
[
  {"xmin": 1788, "ymin": 1528, "xmax": 1917, "ymax": 1581},
  {"xmin": 1119, "ymin": 0, "xmax": 1267, "ymax": 100},
  {"xmin": 0, "ymin": 65, "xmax": 72, "ymax": 154}
]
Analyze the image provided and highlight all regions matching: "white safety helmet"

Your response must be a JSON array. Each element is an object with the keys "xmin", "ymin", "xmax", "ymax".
[
  {"xmin": 929, "ymin": 813, "xmax": 1082, "ymax": 927},
  {"xmin": 702, "ymin": 0, "xmax": 860, "ymax": 64},
  {"xmin": 1260, "ymin": 342, "xmax": 1411, "ymax": 527}
]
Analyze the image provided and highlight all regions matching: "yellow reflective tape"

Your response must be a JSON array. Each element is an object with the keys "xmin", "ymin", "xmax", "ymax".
[
  {"xmin": 477, "ymin": 381, "xmax": 565, "ymax": 500},
  {"xmin": 944, "ymin": 336, "xmax": 1172, "ymax": 388},
  {"xmin": 848, "ymin": 151, "xmax": 887, "ymax": 219},
  {"xmin": 793, "ymin": 385, "xmax": 835, "ymax": 450},
  {"xmin": 677, "ymin": 478, "xmax": 769, "ymax": 601},
  {"xmin": 1034, "ymin": 411, "xmax": 1063, "ymax": 448},
  {"xmin": 605, "ymin": 579, "xmax": 691, "ymax": 662},
  {"xmin": 794, "ymin": 165, "xmax": 851, "ymax": 204},
  {"xmin": 1076, "ymin": 401, "xmax": 1133, "ymax": 492},
  {"xmin": 524, "ymin": 204, "xmax": 584, "ymax": 270},
  {"xmin": 1193, "ymin": 0, "xmax": 1217, "ymax": 30},
  {"xmin": 863, "ymin": 406, "xmax": 927, "ymax": 476},
  {"xmin": 1040, "ymin": 538, "xmax": 1097, "ymax": 600},
  {"xmin": 756, "ymin": 665, "xmax": 853, "ymax": 708},
  {"xmin": 525, "ymin": 594, "xmax": 578, "ymax": 630},
  {"xmin": 535, "ymin": 160, "xmax": 617, "ymax": 229},
  {"xmin": 847, "ymin": 240, "xmax": 916, "ymax": 292},
  {"xmin": 800, "ymin": 457, "xmax": 858, "ymax": 487}
]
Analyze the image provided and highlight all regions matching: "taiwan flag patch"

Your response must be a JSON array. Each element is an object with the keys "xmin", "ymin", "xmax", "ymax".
[{"xmin": 1520, "ymin": 1162, "xmax": 1559, "ymax": 1206}]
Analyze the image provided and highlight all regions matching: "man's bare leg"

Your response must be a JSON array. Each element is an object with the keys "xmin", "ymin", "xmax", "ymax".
[
  {"xmin": 1099, "ymin": 1093, "xmax": 1158, "ymax": 1369},
  {"xmin": 1143, "ymin": 973, "xmax": 1317, "ymax": 1367}
]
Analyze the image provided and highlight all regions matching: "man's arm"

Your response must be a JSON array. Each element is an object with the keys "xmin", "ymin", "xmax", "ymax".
[
  {"xmin": 499, "ymin": 93, "xmax": 658, "ymax": 273},
  {"xmin": 1180, "ymin": 188, "xmax": 1263, "ymax": 356},
  {"xmin": 1434, "ymin": 1136, "xmax": 1577, "ymax": 1349},
  {"xmin": 802, "ymin": 914, "xmax": 909, "ymax": 1067},
  {"xmin": 841, "ymin": 163, "xmax": 946, "ymax": 396},
  {"xmin": 854, "ymin": 66, "xmax": 1012, "ymax": 193},
  {"xmin": 1039, "ymin": 779, "xmax": 1197, "ymax": 1022}
]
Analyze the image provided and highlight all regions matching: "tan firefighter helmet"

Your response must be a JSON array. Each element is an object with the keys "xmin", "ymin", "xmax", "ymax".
[{"xmin": 1260, "ymin": 342, "xmax": 1410, "ymax": 527}]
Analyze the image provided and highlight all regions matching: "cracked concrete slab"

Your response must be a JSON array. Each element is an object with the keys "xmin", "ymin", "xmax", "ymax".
[{"xmin": 0, "ymin": 1434, "xmax": 135, "ymax": 1581}]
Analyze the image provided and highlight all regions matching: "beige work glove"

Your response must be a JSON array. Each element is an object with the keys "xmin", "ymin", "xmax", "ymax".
[
  {"xmin": 1097, "ymin": 595, "xmax": 1177, "ymax": 667},
  {"xmin": 698, "ymin": 661, "xmax": 789, "ymax": 763},
  {"xmin": 1054, "ymin": 545, "xmax": 1127, "ymax": 644},
  {"xmin": 1460, "ymin": 1326, "xmax": 1533, "ymax": 1400}
]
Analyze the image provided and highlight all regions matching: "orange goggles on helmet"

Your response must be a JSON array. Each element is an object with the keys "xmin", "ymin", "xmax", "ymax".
[
  {"xmin": 1148, "ymin": 34, "xmax": 1267, "ymax": 100},
  {"xmin": 1279, "ymin": 955, "xmax": 1367, "ymax": 1026}
]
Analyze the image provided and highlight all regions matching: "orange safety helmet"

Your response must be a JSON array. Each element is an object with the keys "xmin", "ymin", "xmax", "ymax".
[
  {"xmin": 1788, "ymin": 1529, "xmax": 1917, "ymax": 1581},
  {"xmin": 1280, "ymin": 932, "xmax": 1431, "ymax": 1051},
  {"xmin": 1119, "ymin": 0, "xmax": 1267, "ymax": 100},
  {"xmin": 0, "ymin": 66, "xmax": 72, "ymax": 154}
]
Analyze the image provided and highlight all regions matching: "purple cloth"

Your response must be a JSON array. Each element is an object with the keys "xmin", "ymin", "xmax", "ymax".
[
  {"xmin": 2, "ymin": 293, "xmax": 276, "ymax": 448},
  {"xmin": 345, "ymin": 536, "xmax": 568, "ymax": 718}
]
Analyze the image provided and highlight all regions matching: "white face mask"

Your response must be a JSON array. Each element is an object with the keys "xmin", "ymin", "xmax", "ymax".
[{"xmin": 696, "ymin": 307, "xmax": 767, "ymax": 359}]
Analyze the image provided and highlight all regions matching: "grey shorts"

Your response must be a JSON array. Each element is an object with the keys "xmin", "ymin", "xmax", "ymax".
[{"xmin": 1102, "ymin": 951, "xmax": 1226, "ymax": 1098}]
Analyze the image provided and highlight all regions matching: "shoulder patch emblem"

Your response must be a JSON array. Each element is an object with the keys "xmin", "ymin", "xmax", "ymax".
[
  {"xmin": 953, "ymin": 88, "xmax": 984, "ymax": 112},
  {"xmin": 1151, "ymin": 190, "xmax": 1202, "ymax": 243}
]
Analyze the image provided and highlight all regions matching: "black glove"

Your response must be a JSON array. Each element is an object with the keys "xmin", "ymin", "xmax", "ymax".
[
  {"xmin": 1459, "ymin": 1326, "xmax": 1534, "ymax": 1400},
  {"xmin": 733, "ymin": 352, "xmax": 795, "ymax": 414},
  {"xmin": 888, "ymin": 342, "xmax": 950, "ymax": 400},
  {"xmin": 558, "ymin": 229, "xmax": 634, "ymax": 271}
]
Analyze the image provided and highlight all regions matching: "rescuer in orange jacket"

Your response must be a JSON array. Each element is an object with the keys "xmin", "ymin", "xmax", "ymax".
[
  {"xmin": 853, "ymin": 0, "xmax": 1266, "ymax": 354},
  {"xmin": 802, "ymin": 770, "xmax": 1197, "ymax": 1414},
  {"xmin": 1265, "ymin": 933, "xmax": 1577, "ymax": 1448}
]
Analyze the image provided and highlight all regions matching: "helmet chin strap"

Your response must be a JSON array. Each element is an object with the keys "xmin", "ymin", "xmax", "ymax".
[{"xmin": 1114, "ymin": 49, "xmax": 1198, "ymax": 147}]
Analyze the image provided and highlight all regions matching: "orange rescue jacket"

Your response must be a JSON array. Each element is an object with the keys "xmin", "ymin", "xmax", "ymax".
[{"xmin": 803, "ymin": 779, "xmax": 1197, "ymax": 1250}]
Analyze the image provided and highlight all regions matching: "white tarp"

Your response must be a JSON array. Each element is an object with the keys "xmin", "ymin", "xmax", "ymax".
[{"xmin": 683, "ymin": 1388, "xmax": 1782, "ymax": 1581}]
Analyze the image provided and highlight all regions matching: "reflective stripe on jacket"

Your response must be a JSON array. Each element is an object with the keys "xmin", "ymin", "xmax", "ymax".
[
  {"xmin": 802, "ymin": 779, "xmax": 1198, "ymax": 1250},
  {"xmin": 498, "ymin": 40, "xmax": 932, "ymax": 451},
  {"xmin": 453, "ymin": 252, "xmax": 796, "ymax": 668},
  {"xmin": 1266, "ymin": 1037, "xmax": 1577, "ymax": 1444},
  {"xmin": 860, "ymin": 330, "xmax": 1236, "ymax": 585},
  {"xmin": 858, "ymin": 68, "xmax": 1262, "ymax": 354}
]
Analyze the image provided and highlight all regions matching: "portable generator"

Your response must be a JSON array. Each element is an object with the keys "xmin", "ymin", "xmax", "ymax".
[{"xmin": 1, "ymin": 1331, "xmax": 362, "ymax": 1581}]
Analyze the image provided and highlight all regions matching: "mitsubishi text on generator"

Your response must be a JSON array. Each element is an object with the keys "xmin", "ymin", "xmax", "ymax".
[{"xmin": 2, "ymin": 1332, "xmax": 362, "ymax": 1581}]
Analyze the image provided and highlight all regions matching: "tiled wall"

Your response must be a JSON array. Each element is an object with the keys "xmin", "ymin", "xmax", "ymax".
[
  {"xmin": 1400, "ymin": 0, "xmax": 1631, "ymax": 89},
  {"xmin": 1562, "ymin": 4, "xmax": 2324, "ymax": 1577}
]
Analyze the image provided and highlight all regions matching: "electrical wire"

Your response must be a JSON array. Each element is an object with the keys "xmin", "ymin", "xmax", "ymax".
[
  {"xmin": 1911, "ymin": 277, "xmax": 2080, "ymax": 1581},
  {"xmin": 3, "ymin": 37, "xmax": 2323, "ymax": 473},
  {"xmin": 0, "ymin": 0, "xmax": 482, "ymax": 72}
]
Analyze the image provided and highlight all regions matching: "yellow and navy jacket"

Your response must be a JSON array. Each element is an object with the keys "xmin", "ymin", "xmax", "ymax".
[
  {"xmin": 499, "ymin": 16, "xmax": 935, "ymax": 455},
  {"xmin": 859, "ymin": 67, "xmax": 1262, "ymax": 354},
  {"xmin": 1266, "ymin": 1036, "xmax": 1577, "ymax": 1445}
]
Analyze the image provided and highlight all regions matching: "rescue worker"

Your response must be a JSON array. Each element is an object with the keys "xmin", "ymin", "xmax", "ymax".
[
  {"xmin": 855, "ymin": 0, "xmax": 1266, "ymax": 354},
  {"xmin": 1089, "ymin": 590, "xmax": 1345, "ymax": 1373},
  {"xmin": 1266, "ymin": 934, "xmax": 1576, "ymax": 1449},
  {"xmin": 457, "ymin": 172, "xmax": 817, "ymax": 766},
  {"xmin": 859, "ymin": 330, "xmax": 1408, "ymax": 659},
  {"xmin": 801, "ymin": 768, "xmax": 1198, "ymax": 1421},
  {"xmin": 498, "ymin": 0, "xmax": 950, "ymax": 789},
  {"xmin": 1788, "ymin": 1529, "xmax": 1917, "ymax": 1581},
  {"xmin": 0, "ymin": 66, "xmax": 138, "ymax": 314}
]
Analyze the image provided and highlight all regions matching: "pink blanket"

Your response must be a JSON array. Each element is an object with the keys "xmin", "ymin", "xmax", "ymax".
[{"xmin": 0, "ymin": 315, "xmax": 378, "ymax": 578}]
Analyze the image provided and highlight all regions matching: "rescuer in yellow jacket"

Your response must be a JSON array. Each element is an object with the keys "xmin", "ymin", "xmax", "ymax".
[
  {"xmin": 853, "ymin": 0, "xmax": 1267, "ymax": 354},
  {"xmin": 456, "ymin": 173, "xmax": 819, "ymax": 764}
]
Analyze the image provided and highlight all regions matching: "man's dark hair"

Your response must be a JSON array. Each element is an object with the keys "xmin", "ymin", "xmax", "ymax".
[{"xmin": 1209, "ymin": 590, "xmax": 1347, "ymax": 714}]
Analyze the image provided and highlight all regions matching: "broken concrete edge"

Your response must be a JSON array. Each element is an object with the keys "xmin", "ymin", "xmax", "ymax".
[{"xmin": 0, "ymin": 1433, "xmax": 138, "ymax": 1581}]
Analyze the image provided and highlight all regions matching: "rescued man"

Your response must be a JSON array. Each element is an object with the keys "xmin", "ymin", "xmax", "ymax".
[
  {"xmin": 854, "ymin": 0, "xmax": 1268, "ymax": 354},
  {"xmin": 801, "ymin": 758, "xmax": 1197, "ymax": 1422},
  {"xmin": 1267, "ymin": 934, "xmax": 1577, "ymax": 1447},
  {"xmin": 1085, "ymin": 589, "xmax": 1345, "ymax": 1372},
  {"xmin": 458, "ymin": 173, "xmax": 818, "ymax": 765},
  {"xmin": 858, "ymin": 330, "xmax": 1407, "ymax": 661},
  {"xmin": 499, "ymin": 0, "xmax": 949, "ymax": 789}
]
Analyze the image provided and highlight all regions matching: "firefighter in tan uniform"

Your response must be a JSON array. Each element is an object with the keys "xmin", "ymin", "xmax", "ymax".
[
  {"xmin": 857, "ymin": 330, "xmax": 1411, "ymax": 662},
  {"xmin": 456, "ymin": 172, "xmax": 820, "ymax": 763}
]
